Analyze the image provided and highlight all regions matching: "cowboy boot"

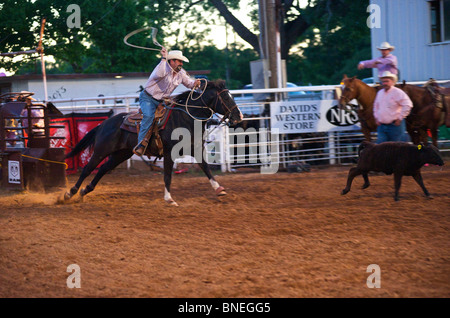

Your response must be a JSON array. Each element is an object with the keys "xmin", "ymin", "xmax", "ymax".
[
  {"xmin": 133, "ymin": 123, "xmax": 154, "ymax": 156},
  {"xmin": 133, "ymin": 140, "xmax": 147, "ymax": 156}
]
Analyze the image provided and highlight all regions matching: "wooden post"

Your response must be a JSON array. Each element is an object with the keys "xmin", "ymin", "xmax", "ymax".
[
  {"xmin": 37, "ymin": 18, "xmax": 48, "ymax": 102},
  {"xmin": 260, "ymin": 0, "xmax": 283, "ymax": 96}
]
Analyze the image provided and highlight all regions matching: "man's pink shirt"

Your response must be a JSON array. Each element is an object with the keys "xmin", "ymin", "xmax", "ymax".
[
  {"xmin": 373, "ymin": 86, "xmax": 413, "ymax": 124},
  {"xmin": 145, "ymin": 61, "xmax": 196, "ymax": 100}
]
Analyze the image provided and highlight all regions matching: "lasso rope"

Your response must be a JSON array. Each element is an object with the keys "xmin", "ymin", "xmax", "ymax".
[
  {"xmin": 123, "ymin": 27, "xmax": 163, "ymax": 51},
  {"xmin": 124, "ymin": 28, "xmax": 214, "ymax": 121},
  {"xmin": 21, "ymin": 154, "xmax": 68, "ymax": 169},
  {"xmin": 184, "ymin": 78, "xmax": 214, "ymax": 121},
  {"xmin": 159, "ymin": 78, "xmax": 214, "ymax": 122},
  {"xmin": 124, "ymin": 26, "xmax": 176, "ymax": 74}
]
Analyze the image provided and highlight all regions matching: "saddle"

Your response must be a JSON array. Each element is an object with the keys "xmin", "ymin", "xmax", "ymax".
[
  {"xmin": 120, "ymin": 102, "xmax": 174, "ymax": 157},
  {"xmin": 424, "ymin": 78, "xmax": 450, "ymax": 127}
]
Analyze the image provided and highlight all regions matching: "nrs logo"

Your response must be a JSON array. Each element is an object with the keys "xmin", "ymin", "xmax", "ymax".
[{"xmin": 326, "ymin": 105, "xmax": 359, "ymax": 127}]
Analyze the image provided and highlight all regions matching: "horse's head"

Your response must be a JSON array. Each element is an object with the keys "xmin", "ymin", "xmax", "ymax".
[
  {"xmin": 338, "ymin": 74, "xmax": 359, "ymax": 110},
  {"xmin": 200, "ymin": 80, "xmax": 243, "ymax": 125}
]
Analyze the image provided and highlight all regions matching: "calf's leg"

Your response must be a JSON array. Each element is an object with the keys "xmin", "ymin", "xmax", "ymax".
[
  {"xmin": 411, "ymin": 170, "xmax": 431, "ymax": 198},
  {"xmin": 361, "ymin": 172, "xmax": 370, "ymax": 189},
  {"xmin": 341, "ymin": 167, "xmax": 362, "ymax": 195},
  {"xmin": 393, "ymin": 172, "xmax": 404, "ymax": 201}
]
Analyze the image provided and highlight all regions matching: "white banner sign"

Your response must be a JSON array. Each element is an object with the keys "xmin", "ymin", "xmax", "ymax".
[
  {"xmin": 270, "ymin": 100, "xmax": 360, "ymax": 134},
  {"xmin": 8, "ymin": 160, "xmax": 21, "ymax": 184}
]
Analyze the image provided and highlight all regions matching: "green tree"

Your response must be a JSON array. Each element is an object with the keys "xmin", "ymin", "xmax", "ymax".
[
  {"xmin": 0, "ymin": 0, "xmax": 179, "ymax": 74},
  {"xmin": 287, "ymin": 0, "xmax": 372, "ymax": 85},
  {"xmin": 205, "ymin": 0, "xmax": 372, "ymax": 84},
  {"xmin": 0, "ymin": 0, "xmax": 257, "ymax": 87},
  {"xmin": 161, "ymin": 0, "xmax": 372, "ymax": 85},
  {"xmin": 1, "ymin": 0, "xmax": 88, "ymax": 73},
  {"xmin": 184, "ymin": 43, "xmax": 258, "ymax": 88},
  {"xmin": 1, "ymin": 0, "xmax": 372, "ymax": 87}
]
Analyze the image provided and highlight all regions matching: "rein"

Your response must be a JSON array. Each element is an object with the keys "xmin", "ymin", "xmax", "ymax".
[
  {"xmin": 167, "ymin": 83, "xmax": 237, "ymax": 123},
  {"xmin": 184, "ymin": 78, "xmax": 214, "ymax": 121},
  {"xmin": 340, "ymin": 93, "xmax": 358, "ymax": 113},
  {"xmin": 340, "ymin": 82, "xmax": 363, "ymax": 113},
  {"xmin": 203, "ymin": 88, "xmax": 238, "ymax": 125}
]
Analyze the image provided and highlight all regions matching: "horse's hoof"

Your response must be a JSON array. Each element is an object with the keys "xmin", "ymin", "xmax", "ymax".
[
  {"xmin": 216, "ymin": 186, "xmax": 227, "ymax": 196},
  {"xmin": 64, "ymin": 192, "xmax": 72, "ymax": 200},
  {"xmin": 80, "ymin": 188, "xmax": 86, "ymax": 197},
  {"xmin": 341, "ymin": 189, "xmax": 348, "ymax": 195},
  {"xmin": 166, "ymin": 199, "xmax": 179, "ymax": 207}
]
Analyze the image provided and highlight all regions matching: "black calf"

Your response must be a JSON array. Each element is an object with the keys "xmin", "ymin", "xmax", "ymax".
[{"xmin": 341, "ymin": 141, "xmax": 444, "ymax": 201}]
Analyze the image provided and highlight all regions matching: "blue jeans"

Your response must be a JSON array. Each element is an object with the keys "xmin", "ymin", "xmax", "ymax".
[
  {"xmin": 376, "ymin": 119, "xmax": 407, "ymax": 144},
  {"xmin": 137, "ymin": 90, "xmax": 160, "ymax": 145}
]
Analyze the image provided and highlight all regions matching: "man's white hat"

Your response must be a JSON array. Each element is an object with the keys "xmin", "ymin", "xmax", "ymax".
[
  {"xmin": 167, "ymin": 50, "xmax": 189, "ymax": 63},
  {"xmin": 377, "ymin": 41, "xmax": 395, "ymax": 51},
  {"xmin": 379, "ymin": 70, "xmax": 397, "ymax": 82}
]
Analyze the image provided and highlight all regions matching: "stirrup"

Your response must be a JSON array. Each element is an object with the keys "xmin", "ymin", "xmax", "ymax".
[{"xmin": 133, "ymin": 144, "xmax": 146, "ymax": 156}]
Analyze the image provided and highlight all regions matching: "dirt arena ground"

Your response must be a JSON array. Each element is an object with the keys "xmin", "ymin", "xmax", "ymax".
[{"xmin": 0, "ymin": 163, "xmax": 449, "ymax": 298}]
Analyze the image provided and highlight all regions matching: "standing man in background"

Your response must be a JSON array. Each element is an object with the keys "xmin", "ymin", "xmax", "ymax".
[
  {"xmin": 358, "ymin": 42, "xmax": 398, "ymax": 78},
  {"xmin": 373, "ymin": 71, "xmax": 412, "ymax": 143}
]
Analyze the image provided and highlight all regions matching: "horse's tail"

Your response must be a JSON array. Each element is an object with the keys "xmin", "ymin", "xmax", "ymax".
[{"xmin": 65, "ymin": 125, "xmax": 100, "ymax": 159}]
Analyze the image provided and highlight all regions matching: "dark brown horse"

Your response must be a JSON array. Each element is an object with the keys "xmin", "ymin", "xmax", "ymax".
[
  {"xmin": 397, "ymin": 82, "xmax": 445, "ymax": 146},
  {"xmin": 339, "ymin": 75, "xmax": 446, "ymax": 146},
  {"xmin": 63, "ymin": 80, "xmax": 243, "ymax": 206}
]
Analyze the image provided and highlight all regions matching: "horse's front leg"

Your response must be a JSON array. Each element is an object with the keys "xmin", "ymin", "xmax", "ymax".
[
  {"xmin": 362, "ymin": 126, "xmax": 372, "ymax": 142},
  {"xmin": 197, "ymin": 158, "xmax": 226, "ymax": 196},
  {"xmin": 64, "ymin": 152, "xmax": 105, "ymax": 200},
  {"xmin": 431, "ymin": 128, "xmax": 439, "ymax": 147},
  {"xmin": 163, "ymin": 154, "xmax": 178, "ymax": 206}
]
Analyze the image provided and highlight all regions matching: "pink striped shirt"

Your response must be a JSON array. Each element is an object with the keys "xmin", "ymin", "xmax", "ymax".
[
  {"xmin": 360, "ymin": 54, "xmax": 398, "ymax": 75},
  {"xmin": 373, "ymin": 86, "xmax": 413, "ymax": 124},
  {"xmin": 144, "ymin": 60, "xmax": 196, "ymax": 100}
]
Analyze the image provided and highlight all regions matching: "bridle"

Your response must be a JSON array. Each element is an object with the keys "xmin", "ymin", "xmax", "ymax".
[
  {"xmin": 339, "ymin": 84, "xmax": 359, "ymax": 113},
  {"xmin": 204, "ymin": 88, "xmax": 239, "ymax": 125},
  {"xmin": 173, "ymin": 86, "xmax": 238, "ymax": 124},
  {"xmin": 201, "ymin": 88, "xmax": 240, "ymax": 140}
]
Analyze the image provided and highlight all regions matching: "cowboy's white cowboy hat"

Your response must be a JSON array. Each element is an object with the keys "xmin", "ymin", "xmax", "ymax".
[
  {"xmin": 379, "ymin": 71, "xmax": 397, "ymax": 82},
  {"xmin": 167, "ymin": 50, "xmax": 189, "ymax": 63},
  {"xmin": 377, "ymin": 41, "xmax": 395, "ymax": 51}
]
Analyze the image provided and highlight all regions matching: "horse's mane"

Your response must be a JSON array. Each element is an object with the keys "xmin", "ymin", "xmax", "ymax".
[
  {"xmin": 343, "ymin": 76, "xmax": 365, "ymax": 85},
  {"xmin": 174, "ymin": 79, "xmax": 226, "ymax": 102},
  {"xmin": 343, "ymin": 75, "xmax": 382, "ymax": 91}
]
